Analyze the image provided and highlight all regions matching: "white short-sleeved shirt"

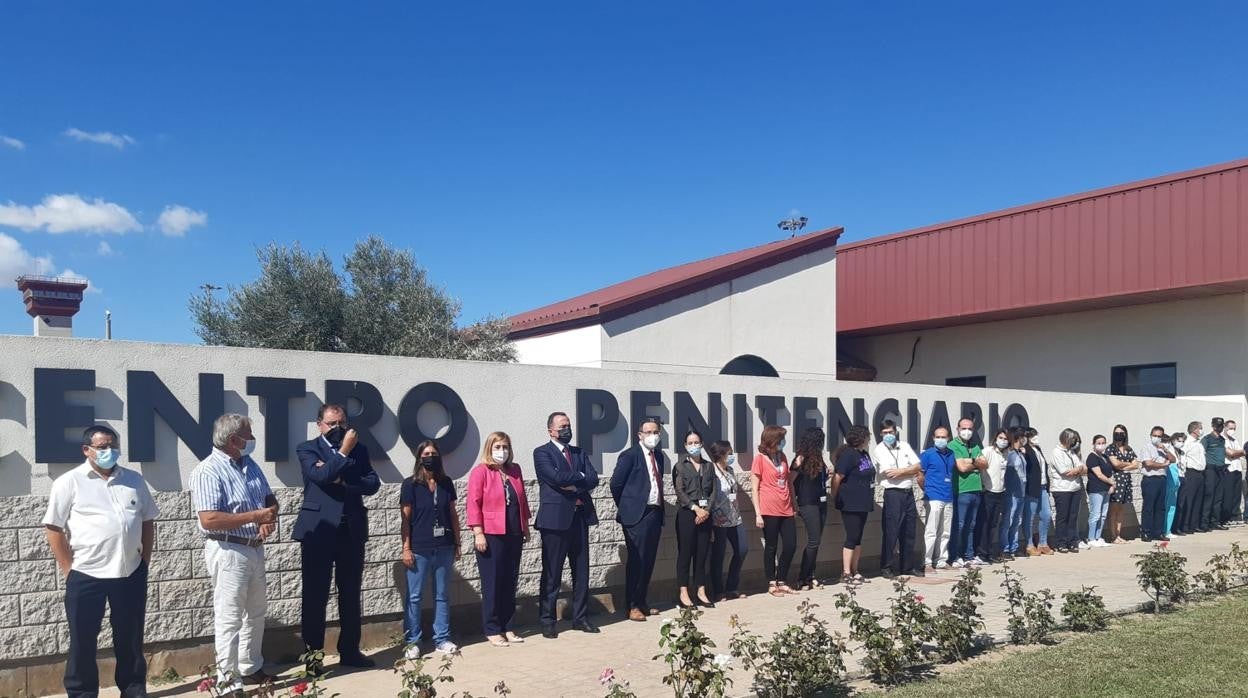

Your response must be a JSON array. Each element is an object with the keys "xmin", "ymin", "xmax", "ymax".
[
  {"xmin": 42, "ymin": 462, "xmax": 159, "ymax": 579},
  {"xmin": 872, "ymin": 441, "xmax": 920, "ymax": 490},
  {"xmin": 1225, "ymin": 434, "xmax": 1244, "ymax": 473}
]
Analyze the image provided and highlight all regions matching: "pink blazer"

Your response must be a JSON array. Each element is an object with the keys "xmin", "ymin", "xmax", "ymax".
[{"xmin": 466, "ymin": 462, "xmax": 531, "ymax": 535}]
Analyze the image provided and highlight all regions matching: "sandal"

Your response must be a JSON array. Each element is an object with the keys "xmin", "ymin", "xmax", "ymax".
[
  {"xmin": 486, "ymin": 635, "xmax": 510, "ymax": 648},
  {"xmin": 768, "ymin": 582, "xmax": 785, "ymax": 597},
  {"xmin": 809, "ymin": 579, "xmax": 825, "ymax": 589},
  {"xmin": 852, "ymin": 573, "xmax": 866, "ymax": 584},
  {"xmin": 777, "ymin": 583, "xmax": 796, "ymax": 594}
]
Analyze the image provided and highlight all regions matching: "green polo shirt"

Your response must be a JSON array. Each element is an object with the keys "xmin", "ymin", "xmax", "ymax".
[{"xmin": 949, "ymin": 439, "xmax": 984, "ymax": 493}]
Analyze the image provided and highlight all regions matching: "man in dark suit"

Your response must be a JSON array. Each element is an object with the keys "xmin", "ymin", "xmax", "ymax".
[
  {"xmin": 533, "ymin": 411, "xmax": 600, "ymax": 638},
  {"xmin": 610, "ymin": 416, "xmax": 666, "ymax": 622},
  {"xmin": 294, "ymin": 403, "xmax": 381, "ymax": 673}
]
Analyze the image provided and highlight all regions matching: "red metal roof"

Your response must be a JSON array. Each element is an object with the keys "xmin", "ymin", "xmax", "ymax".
[
  {"xmin": 508, "ymin": 226, "xmax": 844, "ymax": 339},
  {"xmin": 838, "ymin": 158, "xmax": 1248, "ymax": 336}
]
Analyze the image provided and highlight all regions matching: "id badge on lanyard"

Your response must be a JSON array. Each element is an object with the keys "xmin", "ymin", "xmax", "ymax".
[
  {"xmin": 431, "ymin": 485, "xmax": 446, "ymax": 538},
  {"xmin": 775, "ymin": 460, "xmax": 787, "ymax": 490}
]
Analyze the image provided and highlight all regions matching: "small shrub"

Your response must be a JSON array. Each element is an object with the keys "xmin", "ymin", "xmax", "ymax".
[
  {"xmin": 1022, "ymin": 588, "xmax": 1057, "ymax": 644},
  {"xmin": 1230, "ymin": 541, "xmax": 1248, "ymax": 579},
  {"xmin": 598, "ymin": 668, "xmax": 638, "ymax": 698},
  {"xmin": 1133, "ymin": 543, "xmax": 1190, "ymax": 612},
  {"xmin": 996, "ymin": 565, "xmax": 1028, "ymax": 644},
  {"xmin": 654, "ymin": 607, "xmax": 732, "ymax": 698},
  {"xmin": 1193, "ymin": 551, "xmax": 1234, "ymax": 594},
  {"xmin": 730, "ymin": 601, "xmax": 848, "ymax": 697},
  {"xmin": 888, "ymin": 580, "xmax": 933, "ymax": 665},
  {"xmin": 931, "ymin": 568, "xmax": 984, "ymax": 661},
  {"xmin": 1061, "ymin": 585, "xmax": 1109, "ymax": 631},
  {"xmin": 394, "ymin": 648, "xmax": 456, "ymax": 698},
  {"xmin": 834, "ymin": 586, "xmax": 911, "ymax": 685}
]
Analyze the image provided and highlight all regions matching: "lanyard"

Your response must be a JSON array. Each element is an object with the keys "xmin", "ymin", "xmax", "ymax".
[{"xmin": 501, "ymin": 470, "xmax": 512, "ymax": 507}]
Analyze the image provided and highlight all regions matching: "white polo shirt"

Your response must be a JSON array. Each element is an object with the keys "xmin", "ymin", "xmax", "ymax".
[
  {"xmin": 1225, "ymin": 434, "xmax": 1244, "ymax": 473},
  {"xmin": 872, "ymin": 440, "xmax": 920, "ymax": 490},
  {"xmin": 42, "ymin": 462, "xmax": 159, "ymax": 579}
]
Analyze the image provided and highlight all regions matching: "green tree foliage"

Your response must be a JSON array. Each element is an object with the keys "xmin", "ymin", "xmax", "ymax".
[{"xmin": 190, "ymin": 236, "xmax": 515, "ymax": 362}]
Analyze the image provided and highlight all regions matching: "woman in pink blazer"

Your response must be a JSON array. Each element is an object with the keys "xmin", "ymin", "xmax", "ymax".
[{"xmin": 467, "ymin": 431, "xmax": 531, "ymax": 647}]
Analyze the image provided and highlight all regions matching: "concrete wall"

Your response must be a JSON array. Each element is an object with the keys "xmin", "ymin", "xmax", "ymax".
[
  {"xmin": 841, "ymin": 293, "xmax": 1248, "ymax": 400},
  {"xmin": 512, "ymin": 325, "xmax": 602, "ymax": 368},
  {"xmin": 0, "ymin": 334, "xmax": 1237, "ymax": 687},
  {"xmin": 513, "ymin": 247, "xmax": 838, "ymax": 380}
]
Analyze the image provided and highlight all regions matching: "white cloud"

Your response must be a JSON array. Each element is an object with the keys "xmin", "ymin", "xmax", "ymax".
[
  {"xmin": 156, "ymin": 204, "xmax": 208, "ymax": 236},
  {"xmin": 0, "ymin": 194, "xmax": 141, "ymax": 234},
  {"xmin": 1, "ymin": 135, "xmax": 23, "ymax": 150},
  {"xmin": 59, "ymin": 267, "xmax": 101, "ymax": 294},
  {"xmin": 63, "ymin": 127, "xmax": 136, "ymax": 149},
  {"xmin": 0, "ymin": 233, "xmax": 56, "ymax": 281},
  {"xmin": 97, "ymin": 240, "xmax": 115, "ymax": 256}
]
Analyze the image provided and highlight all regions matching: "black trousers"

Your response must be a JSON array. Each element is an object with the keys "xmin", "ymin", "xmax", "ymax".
[
  {"xmin": 1051, "ymin": 491, "xmax": 1081, "ymax": 549},
  {"xmin": 762, "ymin": 515, "xmax": 796, "ymax": 583},
  {"xmin": 301, "ymin": 523, "xmax": 366, "ymax": 654},
  {"xmin": 1173, "ymin": 476, "xmax": 1188, "ymax": 535},
  {"xmin": 708, "ymin": 524, "xmax": 748, "ymax": 595},
  {"xmin": 622, "ymin": 506, "xmax": 662, "ymax": 612},
  {"xmin": 539, "ymin": 508, "xmax": 590, "ymax": 626},
  {"xmin": 1222, "ymin": 470, "xmax": 1243, "ymax": 522},
  {"xmin": 64, "ymin": 561, "xmax": 148, "ymax": 698},
  {"xmin": 1203, "ymin": 466, "xmax": 1226, "ymax": 528},
  {"xmin": 477, "ymin": 533, "xmax": 523, "ymax": 636},
  {"xmin": 1183, "ymin": 468, "xmax": 1206, "ymax": 532},
  {"xmin": 797, "ymin": 503, "xmax": 828, "ymax": 583},
  {"xmin": 675, "ymin": 508, "xmax": 711, "ymax": 590},
  {"xmin": 976, "ymin": 491, "xmax": 1007, "ymax": 558},
  {"xmin": 1140, "ymin": 476, "xmax": 1168, "ymax": 539},
  {"xmin": 881, "ymin": 488, "xmax": 917, "ymax": 573}
]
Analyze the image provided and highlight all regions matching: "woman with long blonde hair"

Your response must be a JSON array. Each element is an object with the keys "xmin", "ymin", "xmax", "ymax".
[{"xmin": 466, "ymin": 432, "xmax": 531, "ymax": 647}]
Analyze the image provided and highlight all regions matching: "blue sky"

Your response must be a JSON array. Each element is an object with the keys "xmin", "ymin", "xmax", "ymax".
[{"xmin": 2, "ymin": 2, "xmax": 1246, "ymax": 343}]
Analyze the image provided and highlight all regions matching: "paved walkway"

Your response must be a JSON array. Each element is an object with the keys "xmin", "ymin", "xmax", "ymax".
[{"xmin": 82, "ymin": 528, "xmax": 1248, "ymax": 697}]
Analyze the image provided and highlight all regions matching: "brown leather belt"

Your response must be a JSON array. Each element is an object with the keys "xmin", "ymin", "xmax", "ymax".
[{"xmin": 206, "ymin": 533, "xmax": 264, "ymax": 548}]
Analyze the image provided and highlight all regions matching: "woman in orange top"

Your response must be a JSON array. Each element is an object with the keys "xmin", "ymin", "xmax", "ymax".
[
  {"xmin": 750, "ymin": 425, "xmax": 797, "ymax": 596},
  {"xmin": 466, "ymin": 432, "xmax": 531, "ymax": 647}
]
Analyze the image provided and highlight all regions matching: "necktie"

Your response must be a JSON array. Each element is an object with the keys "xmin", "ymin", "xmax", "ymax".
[
  {"xmin": 563, "ymin": 446, "xmax": 573, "ymax": 470},
  {"xmin": 648, "ymin": 450, "xmax": 663, "ymax": 498}
]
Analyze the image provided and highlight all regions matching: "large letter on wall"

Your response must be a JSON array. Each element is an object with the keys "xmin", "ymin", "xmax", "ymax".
[
  {"xmin": 398, "ymin": 382, "xmax": 468, "ymax": 454},
  {"xmin": 924, "ymin": 401, "xmax": 951, "ymax": 449},
  {"xmin": 34, "ymin": 368, "xmax": 96, "ymax": 463},
  {"xmin": 826, "ymin": 397, "xmax": 867, "ymax": 448},
  {"xmin": 733, "ymin": 394, "xmax": 750, "ymax": 454},
  {"xmin": 674, "ymin": 392, "xmax": 723, "ymax": 454},
  {"xmin": 792, "ymin": 396, "xmax": 820, "ymax": 443},
  {"xmin": 245, "ymin": 377, "xmax": 306, "ymax": 462},
  {"xmin": 1002, "ymin": 403, "xmax": 1030, "ymax": 429},
  {"xmin": 127, "ymin": 371, "xmax": 224, "ymax": 461},
  {"xmin": 906, "ymin": 398, "xmax": 922, "ymax": 451},
  {"xmin": 872, "ymin": 399, "xmax": 900, "ymax": 444},
  {"xmin": 325, "ymin": 380, "xmax": 386, "ymax": 456},
  {"xmin": 629, "ymin": 391, "xmax": 662, "ymax": 447},
  {"xmin": 576, "ymin": 388, "xmax": 620, "ymax": 456},
  {"xmin": 959, "ymin": 401, "xmax": 984, "ymax": 441}
]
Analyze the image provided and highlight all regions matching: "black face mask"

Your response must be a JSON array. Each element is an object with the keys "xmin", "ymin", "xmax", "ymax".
[
  {"xmin": 556, "ymin": 426, "xmax": 573, "ymax": 445},
  {"xmin": 421, "ymin": 455, "xmax": 443, "ymax": 473},
  {"xmin": 326, "ymin": 425, "xmax": 347, "ymax": 446},
  {"xmin": 1113, "ymin": 432, "xmax": 1126, "ymax": 443}
]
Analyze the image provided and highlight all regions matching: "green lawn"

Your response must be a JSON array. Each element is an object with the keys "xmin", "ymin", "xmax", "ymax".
[{"xmin": 881, "ymin": 591, "xmax": 1248, "ymax": 697}]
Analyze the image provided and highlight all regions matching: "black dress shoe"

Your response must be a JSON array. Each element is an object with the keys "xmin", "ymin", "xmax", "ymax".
[
  {"xmin": 677, "ymin": 599, "xmax": 696, "ymax": 609},
  {"xmin": 339, "ymin": 653, "xmax": 376, "ymax": 668},
  {"xmin": 541, "ymin": 625, "xmax": 558, "ymax": 639},
  {"xmin": 1214, "ymin": 524, "xmax": 1229, "ymax": 531},
  {"xmin": 571, "ymin": 620, "xmax": 600, "ymax": 633},
  {"xmin": 696, "ymin": 598, "xmax": 716, "ymax": 609}
]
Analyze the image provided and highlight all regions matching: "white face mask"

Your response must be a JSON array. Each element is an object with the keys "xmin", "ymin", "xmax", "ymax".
[
  {"xmin": 995, "ymin": 438, "xmax": 1008, "ymax": 449},
  {"xmin": 492, "ymin": 448, "xmax": 509, "ymax": 464},
  {"xmin": 959, "ymin": 429, "xmax": 974, "ymax": 441},
  {"xmin": 1228, "ymin": 429, "xmax": 1237, "ymax": 438},
  {"xmin": 726, "ymin": 454, "xmax": 737, "ymax": 466},
  {"xmin": 240, "ymin": 439, "xmax": 256, "ymax": 457},
  {"xmin": 642, "ymin": 434, "xmax": 661, "ymax": 449},
  {"xmin": 1094, "ymin": 443, "xmax": 1107, "ymax": 453},
  {"xmin": 1150, "ymin": 436, "xmax": 1162, "ymax": 446},
  {"xmin": 686, "ymin": 444, "xmax": 702, "ymax": 457}
]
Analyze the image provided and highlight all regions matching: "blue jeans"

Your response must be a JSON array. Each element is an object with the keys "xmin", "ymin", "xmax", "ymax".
[
  {"xmin": 1021, "ymin": 493, "xmax": 1051, "ymax": 548},
  {"xmin": 1087, "ymin": 491, "xmax": 1109, "ymax": 543},
  {"xmin": 955, "ymin": 492, "xmax": 981, "ymax": 561},
  {"xmin": 1002, "ymin": 493, "xmax": 1025, "ymax": 553},
  {"xmin": 404, "ymin": 547, "xmax": 453, "ymax": 646}
]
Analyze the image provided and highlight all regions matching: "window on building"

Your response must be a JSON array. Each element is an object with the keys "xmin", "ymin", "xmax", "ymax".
[
  {"xmin": 1111, "ymin": 363, "xmax": 1177, "ymax": 398},
  {"xmin": 720, "ymin": 354, "xmax": 779, "ymax": 378},
  {"xmin": 946, "ymin": 375, "xmax": 987, "ymax": 388}
]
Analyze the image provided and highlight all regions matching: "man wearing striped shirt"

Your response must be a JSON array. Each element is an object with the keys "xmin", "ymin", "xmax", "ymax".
[{"xmin": 190, "ymin": 414, "xmax": 279, "ymax": 696}]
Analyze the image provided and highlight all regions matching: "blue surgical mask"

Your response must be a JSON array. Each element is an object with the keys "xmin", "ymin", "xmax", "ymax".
[
  {"xmin": 778, "ymin": 439, "xmax": 786, "ymax": 451},
  {"xmin": 933, "ymin": 438, "xmax": 949, "ymax": 450},
  {"xmin": 687, "ymin": 445, "xmax": 702, "ymax": 457},
  {"xmin": 93, "ymin": 447, "xmax": 119, "ymax": 470},
  {"xmin": 883, "ymin": 434, "xmax": 898, "ymax": 447},
  {"xmin": 726, "ymin": 454, "xmax": 736, "ymax": 466}
]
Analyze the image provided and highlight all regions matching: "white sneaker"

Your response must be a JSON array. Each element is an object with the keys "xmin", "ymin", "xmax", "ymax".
[
  {"xmin": 935, "ymin": 560, "xmax": 950, "ymax": 570},
  {"xmin": 971, "ymin": 556, "xmax": 988, "ymax": 566},
  {"xmin": 1077, "ymin": 541, "xmax": 1090, "ymax": 550},
  {"xmin": 435, "ymin": 641, "xmax": 459, "ymax": 654},
  {"xmin": 1095, "ymin": 539, "xmax": 1111, "ymax": 548},
  {"xmin": 951, "ymin": 559, "xmax": 966, "ymax": 569},
  {"xmin": 403, "ymin": 645, "xmax": 422, "ymax": 660}
]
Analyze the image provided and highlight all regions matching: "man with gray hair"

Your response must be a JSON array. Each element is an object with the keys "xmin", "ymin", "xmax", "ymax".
[{"xmin": 189, "ymin": 414, "xmax": 279, "ymax": 696}]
